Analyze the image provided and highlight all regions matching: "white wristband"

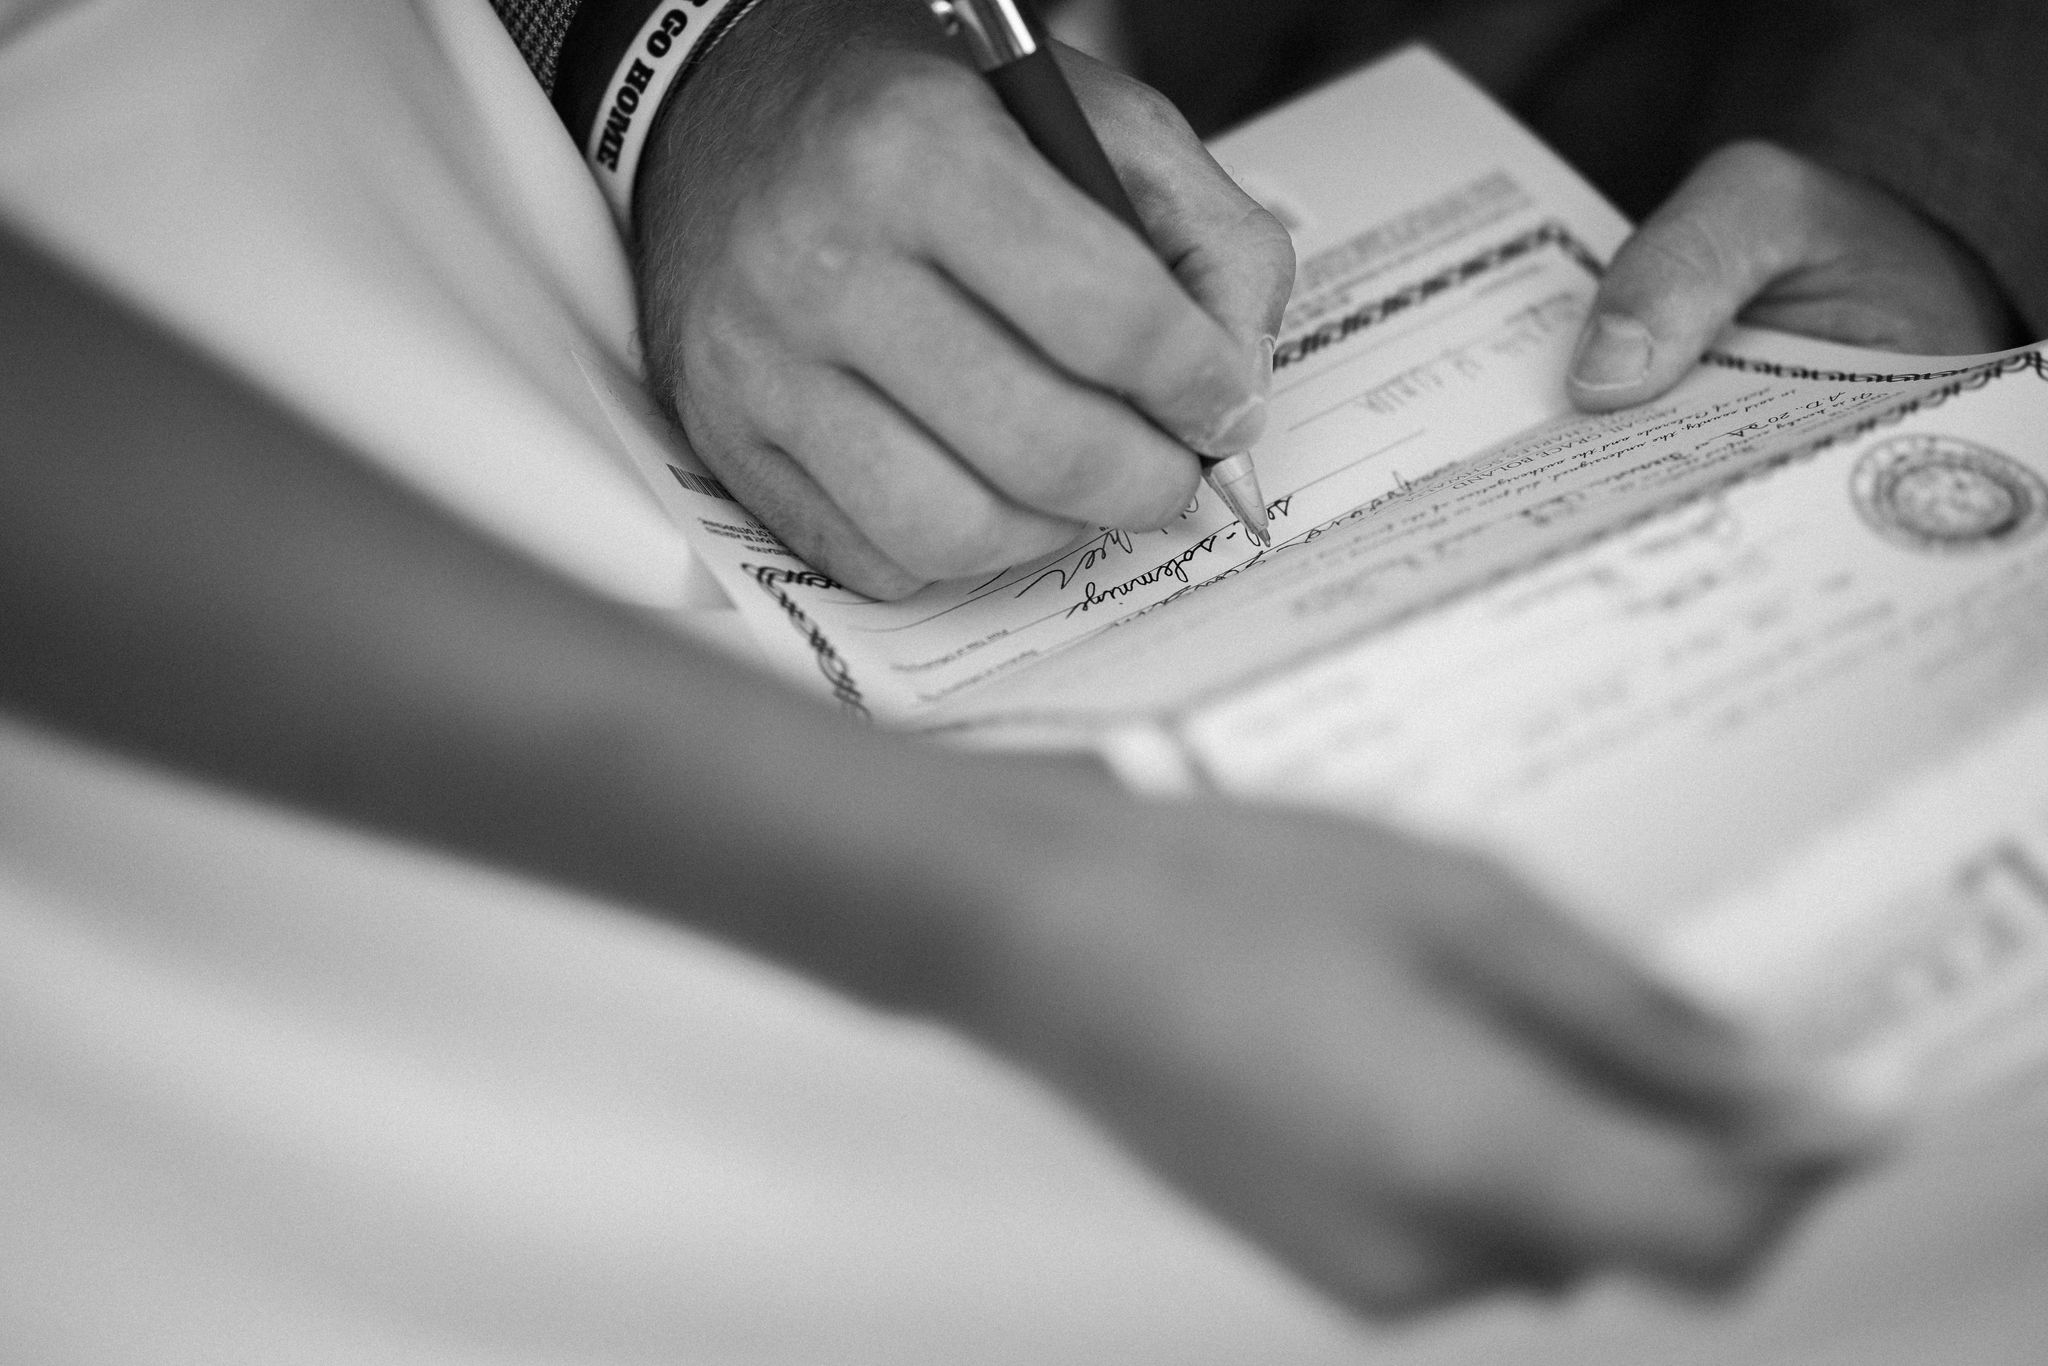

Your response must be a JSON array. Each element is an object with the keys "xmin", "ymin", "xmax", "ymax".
[{"xmin": 584, "ymin": 0, "xmax": 768, "ymax": 224}]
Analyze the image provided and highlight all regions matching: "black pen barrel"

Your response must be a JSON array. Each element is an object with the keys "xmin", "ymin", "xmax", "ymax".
[{"xmin": 986, "ymin": 47, "xmax": 1146, "ymax": 238}]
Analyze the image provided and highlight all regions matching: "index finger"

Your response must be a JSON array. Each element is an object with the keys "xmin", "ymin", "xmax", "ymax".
[
  {"xmin": 1062, "ymin": 47, "xmax": 1296, "ymax": 363},
  {"xmin": 912, "ymin": 78, "xmax": 1273, "ymax": 456}
]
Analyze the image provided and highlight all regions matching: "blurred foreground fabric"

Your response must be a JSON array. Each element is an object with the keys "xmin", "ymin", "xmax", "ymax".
[{"xmin": 0, "ymin": 0, "xmax": 1356, "ymax": 1357}]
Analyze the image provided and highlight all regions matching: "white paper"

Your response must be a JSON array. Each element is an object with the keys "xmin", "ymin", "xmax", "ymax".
[
  {"xmin": 1167, "ymin": 345, "xmax": 2048, "ymax": 1116},
  {"xmin": 629, "ymin": 51, "xmax": 2038, "ymax": 752},
  {"xmin": 614, "ymin": 45, "xmax": 2048, "ymax": 1115},
  {"xmin": 622, "ymin": 50, "xmax": 1636, "ymax": 722}
]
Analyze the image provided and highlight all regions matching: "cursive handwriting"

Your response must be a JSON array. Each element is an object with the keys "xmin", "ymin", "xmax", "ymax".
[
  {"xmin": 1067, "ymin": 534, "xmax": 1221, "ymax": 617},
  {"xmin": 1013, "ymin": 526, "xmax": 1139, "ymax": 598}
]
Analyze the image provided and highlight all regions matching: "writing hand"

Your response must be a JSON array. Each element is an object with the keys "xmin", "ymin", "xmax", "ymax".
[
  {"xmin": 974, "ymin": 798, "xmax": 1881, "ymax": 1312},
  {"xmin": 634, "ymin": 0, "xmax": 1293, "ymax": 598},
  {"xmin": 1570, "ymin": 141, "xmax": 2020, "ymax": 412}
]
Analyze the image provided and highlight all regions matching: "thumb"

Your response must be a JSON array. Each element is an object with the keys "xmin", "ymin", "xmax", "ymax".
[{"xmin": 1569, "ymin": 143, "xmax": 1808, "ymax": 412}]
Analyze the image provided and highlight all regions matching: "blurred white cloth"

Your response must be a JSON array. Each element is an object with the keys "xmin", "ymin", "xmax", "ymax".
[
  {"xmin": 0, "ymin": 0, "xmax": 1354, "ymax": 1359},
  {"xmin": 0, "ymin": 715, "xmax": 1353, "ymax": 1363},
  {"xmin": 0, "ymin": 0, "xmax": 700, "ymax": 611},
  {"xmin": 5, "ymin": 1, "xmax": 2048, "ymax": 1362}
]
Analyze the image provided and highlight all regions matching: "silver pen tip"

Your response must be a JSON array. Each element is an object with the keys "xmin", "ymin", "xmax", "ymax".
[{"xmin": 1205, "ymin": 454, "xmax": 1270, "ymax": 546}]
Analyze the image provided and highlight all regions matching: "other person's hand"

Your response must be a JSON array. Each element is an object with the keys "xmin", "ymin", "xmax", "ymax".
[
  {"xmin": 1570, "ymin": 141, "xmax": 2019, "ymax": 412},
  {"xmin": 971, "ymin": 793, "xmax": 1882, "ymax": 1314},
  {"xmin": 635, "ymin": 0, "xmax": 1293, "ymax": 598}
]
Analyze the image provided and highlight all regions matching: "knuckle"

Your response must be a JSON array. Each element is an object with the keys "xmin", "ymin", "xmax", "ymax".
[
  {"xmin": 1659, "ymin": 141, "xmax": 1826, "ymax": 283},
  {"xmin": 837, "ymin": 59, "xmax": 983, "ymax": 177},
  {"xmin": 732, "ymin": 212, "xmax": 844, "ymax": 317},
  {"xmin": 1129, "ymin": 327, "xmax": 1237, "ymax": 427},
  {"xmin": 1055, "ymin": 301, "xmax": 1155, "ymax": 382},
  {"xmin": 1635, "ymin": 214, "xmax": 1736, "ymax": 293},
  {"xmin": 1012, "ymin": 425, "xmax": 1122, "ymax": 511},
  {"xmin": 1245, "ymin": 201, "xmax": 1300, "ymax": 290},
  {"xmin": 1079, "ymin": 59, "xmax": 1192, "ymax": 144},
  {"xmin": 1707, "ymin": 139, "xmax": 1807, "ymax": 191},
  {"xmin": 748, "ymin": 70, "xmax": 987, "ymax": 293},
  {"xmin": 734, "ymin": 211, "xmax": 892, "ymax": 353},
  {"xmin": 1124, "ymin": 79, "xmax": 1192, "ymax": 141},
  {"xmin": 1065, "ymin": 290, "xmax": 1232, "ymax": 417},
  {"xmin": 1715, "ymin": 139, "xmax": 1825, "ymax": 218},
  {"xmin": 843, "ymin": 99, "xmax": 930, "ymax": 188},
  {"xmin": 1123, "ymin": 296, "xmax": 1199, "ymax": 367},
  {"xmin": 1007, "ymin": 413, "xmax": 1196, "ymax": 528}
]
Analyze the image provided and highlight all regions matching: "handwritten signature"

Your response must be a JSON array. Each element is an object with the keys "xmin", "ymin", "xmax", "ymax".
[
  {"xmin": 1012, "ymin": 526, "xmax": 1140, "ymax": 598},
  {"xmin": 1008, "ymin": 495, "xmax": 1296, "ymax": 618},
  {"xmin": 1066, "ymin": 533, "xmax": 1222, "ymax": 617}
]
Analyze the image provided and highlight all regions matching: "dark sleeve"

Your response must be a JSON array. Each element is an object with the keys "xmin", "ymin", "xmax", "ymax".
[
  {"xmin": 484, "ymin": 1, "xmax": 685, "ymax": 166},
  {"xmin": 487, "ymin": 0, "xmax": 585, "ymax": 92},
  {"xmin": 1773, "ymin": 0, "xmax": 2048, "ymax": 338}
]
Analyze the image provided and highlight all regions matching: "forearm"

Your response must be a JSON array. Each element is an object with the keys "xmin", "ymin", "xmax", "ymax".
[{"xmin": 0, "ymin": 218, "xmax": 1102, "ymax": 1019}]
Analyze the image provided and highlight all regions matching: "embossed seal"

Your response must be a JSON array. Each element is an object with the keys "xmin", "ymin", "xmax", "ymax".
[{"xmin": 1850, "ymin": 434, "xmax": 2048, "ymax": 553}]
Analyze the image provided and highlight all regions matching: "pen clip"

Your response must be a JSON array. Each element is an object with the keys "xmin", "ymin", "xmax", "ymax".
[{"xmin": 926, "ymin": 0, "xmax": 1042, "ymax": 71}]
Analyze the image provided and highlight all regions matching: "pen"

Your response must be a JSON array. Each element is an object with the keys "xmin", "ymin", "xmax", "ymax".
[{"xmin": 925, "ymin": 0, "xmax": 1272, "ymax": 546}]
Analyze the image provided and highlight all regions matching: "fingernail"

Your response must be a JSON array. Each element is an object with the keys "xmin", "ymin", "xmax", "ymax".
[
  {"xmin": 1259, "ymin": 334, "xmax": 1277, "ymax": 387},
  {"xmin": 1201, "ymin": 391, "xmax": 1268, "ymax": 455},
  {"xmin": 1571, "ymin": 314, "xmax": 1653, "ymax": 391}
]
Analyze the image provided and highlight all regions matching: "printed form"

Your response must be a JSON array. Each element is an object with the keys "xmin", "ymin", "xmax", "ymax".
[
  {"xmin": 644, "ymin": 49, "xmax": 1640, "ymax": 726},
  {"xmin": 1168, "ymin": 344, "xmax": 2048, "ymax": 1117},
  {"xmin": 628, "ymin": 49, "xmax": 2048, "ymax": 1116}
]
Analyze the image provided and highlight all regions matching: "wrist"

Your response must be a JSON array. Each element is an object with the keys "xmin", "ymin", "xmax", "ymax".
[
  {"xmin": 841, "ymin": 741, "xmax": 1144, "ymax": 1031},
  {"xmin": 918, "ymin": 770, "xmax": 1204, "ymax": 1075},
  {"xmin": 550, "ymin": 0, "xmax": 786, "ymax": 226},
  {"xmin": 605, "ymin": 634, "xmax": 1137, "ymax": 1027},
  {"xmin": 781, "ymin": 730, "xmax": 1146, "ymax": 1041},
  {"xmin": 632, "ymin": 0, "xmax": 959, "ymax": 228}
]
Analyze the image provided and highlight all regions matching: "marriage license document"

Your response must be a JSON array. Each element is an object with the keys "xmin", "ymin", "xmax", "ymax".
[{"xmin": 618, "ymin": 49, "xmax": 2048, "ymax": 1120}]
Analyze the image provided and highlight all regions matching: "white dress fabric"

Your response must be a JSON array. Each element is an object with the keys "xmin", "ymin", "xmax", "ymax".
[
  {"xmin": 0, "ymin": 1, "xmax": 1355, "ymax": 1360},
  {"xmin": 4, "ymin": 2, "xmax": 2048, "ymax": 1362}
]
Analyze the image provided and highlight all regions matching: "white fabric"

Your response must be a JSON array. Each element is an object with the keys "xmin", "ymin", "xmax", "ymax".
[
  {"xmin": 0, "ymin": 0, "xmax": 1353, "ymax": 1359},
  {"xmin": 0, "ymin": 717, "xmax": 1354, "ymax": 1363},
  {"xmin": 0, "ymin": 0, "xmax": 692, "ymax": 610},
  {"xmin": 7, "ymin": 1, "xmax": 2048, "ymax": 1361}
]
